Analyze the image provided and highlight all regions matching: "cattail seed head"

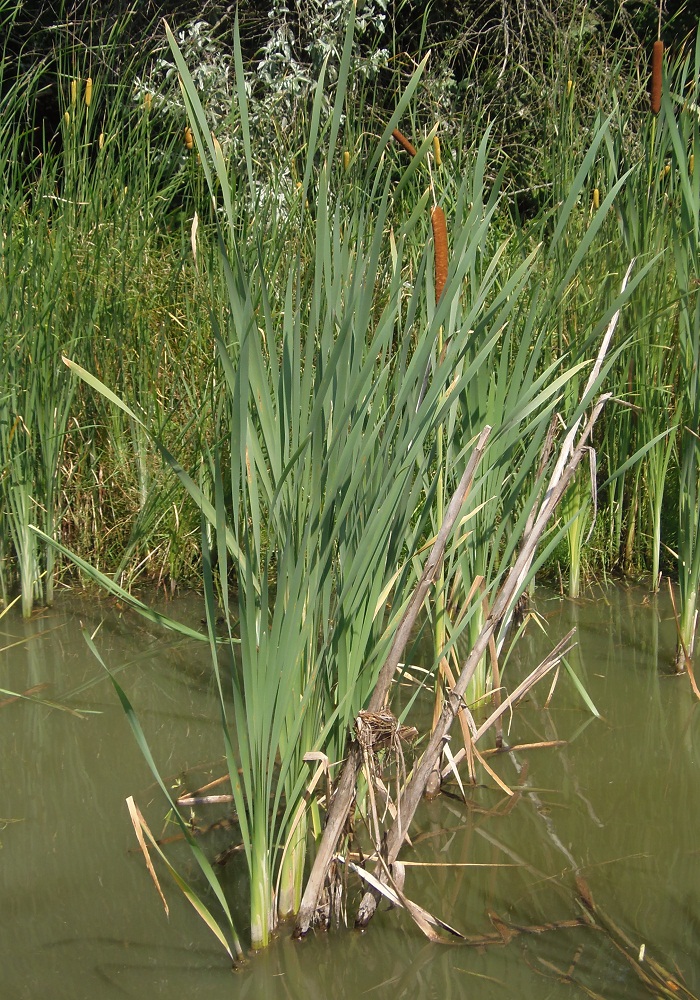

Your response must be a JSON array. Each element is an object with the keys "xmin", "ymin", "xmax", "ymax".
[
  {"xmin": 98, "ymin": 132, "xmax": 105, "ymax": 149},
  {"xmin": 64, "ymin": 110, "xmax": 70, "ymax": 127},
  {"xmin": 184, "ymin": 126, "xmax": 194, "ymax": 150},
  {"xmin": 592, "ymin": 187, "xmax": 600, "ymax": 210},
  {"xmin": 690, "ymin": 154, "xmax": 695, "ymax": 176},
  {"xmin": 85, "ymin": 77, "xmax": 93, "ymax": 107},
  {"xmin": 566, "ymin": 79, "xmax": 574, "ymax": 98},
  {"xmin": 70, "ymin": 79, "xmax": 77, "ymax": 105},
  {"xmin": 343, "ymin": 150, "xmax": 350, "ymax": 171},
  {"xmin": 144, "ymin": 92, "xmax": 152, "ymax": 113},
  {"xmin": 651, "ymin": 40, "xmax": 663, "ymax": 115},
  {"xmin": 392, "ymin": 128, "xmax": 417, "ymax": 158},
  {"xmin": 431, "ymin": 205, "xmax": 448, "ymax": 305},
  {"xmin": 433, "ymin": 134, "xmax": 442, "ymax": 167}
]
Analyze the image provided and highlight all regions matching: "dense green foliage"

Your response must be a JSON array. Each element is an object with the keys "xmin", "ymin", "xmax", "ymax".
[
  {"xmin": 4, "ymin": 0, "xmax": 700, "ymax": 959},
  {"xmin": 2, "ymin": 0, "xmax": 698, "ymax": 605}
]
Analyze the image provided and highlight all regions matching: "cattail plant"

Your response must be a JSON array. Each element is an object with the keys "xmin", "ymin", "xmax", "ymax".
[
  {"xmin": 651, "ymin": 39, "xmax": 663, "ymax": 115},
  {"xmin": 431, "ymin": 205, "xmax": 448, "ymax": 303},
  {"xmin": 392, "ymin": 127, "xmax": 417, "ymax": 157}
]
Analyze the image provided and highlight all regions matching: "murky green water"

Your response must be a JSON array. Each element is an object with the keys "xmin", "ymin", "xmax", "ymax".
[{"xmin": 2, "ymin": 583, "xmax": 698, "ymax": 998}]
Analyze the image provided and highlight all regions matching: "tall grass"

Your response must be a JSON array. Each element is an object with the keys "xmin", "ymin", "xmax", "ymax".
[
  {"xmin": 43, "ymin": 4, "xmax": 663, "ymax": 956},
  {"xmin": 661, "ymin": 31, "xmax": 700, "ymax": 668},
  {"xmin": 4, "ymin": 0, "xmax": 700, "ymax": 966},
  {"xmin": 0, "ymin": 3, "xmax": 215, "ymax": 611}
]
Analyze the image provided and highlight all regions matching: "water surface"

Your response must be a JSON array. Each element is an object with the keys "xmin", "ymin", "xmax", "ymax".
[{"xmin": 1, "ymin": 583, "xmax": 698, "ymax": 997}]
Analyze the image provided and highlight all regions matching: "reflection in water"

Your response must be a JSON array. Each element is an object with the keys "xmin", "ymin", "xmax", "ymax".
[{"xmin": 1, "ymin": 584, "xmax": 698, "ymax": 998}]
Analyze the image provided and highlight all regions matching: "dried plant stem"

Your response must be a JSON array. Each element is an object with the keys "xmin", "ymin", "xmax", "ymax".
[
  {"xmin": 354, "ymin": 408, "xmax": 605, "ymax": 928},
  {"xmin": 651, "ymin": 39, "xmax": 663, "ymax": 115},
  {"xmin": 292, "ymin": 426, "xmax": 492, "ymax": 938},
  {"xmin": 352, "ymin": 268, "xmax": 633, "ymax": 928}
]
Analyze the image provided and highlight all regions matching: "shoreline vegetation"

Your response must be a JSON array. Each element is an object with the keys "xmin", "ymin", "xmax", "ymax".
[{"xmin": 3, "ymin": 0, "xmax": 700, "ymax": 962}]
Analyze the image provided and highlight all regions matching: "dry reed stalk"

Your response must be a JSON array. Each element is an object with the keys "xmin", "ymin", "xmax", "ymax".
[
  {"xmin": 651, "ymin": 39, "xmax": 663, "ymax": 114},
  {"xmin": 432, "ymin": 206, "xmax": 448, "ymax": 304},
  {"xmin": 392, "ymin": 128, "xmax": 417, "ymax": 158},
  {"xmin": 293, "ymin": 428, "xmax": 493, "ymax": 939}
]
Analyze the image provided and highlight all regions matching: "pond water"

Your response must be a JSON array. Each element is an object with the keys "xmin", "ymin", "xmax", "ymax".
[{"xmin": 1, "ymin": 582, "xmax": 698, "ymax": 998}]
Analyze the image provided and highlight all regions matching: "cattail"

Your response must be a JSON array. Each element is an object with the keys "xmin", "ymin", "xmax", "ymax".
[
  {"xmin": 343, "ymin": 150, "xmax": 350, "ymax": 171},
  {"xmin": 70, "ymin": 78, "xmax": 77, "ymax": 105},
  {"xmin": 432, "ymin": 205, "xmax": 448, "ymax": 304},
  {"xmin": 392, "ymin": 128, "xmax": 417, "ymax": 158},
  {"xmin": 64, "ymin": 110, "xmax": 70, "ymax": 127},
  {"xmin": 84, "ymin": 77, "xmax": 93, "ymax": 107},
  {"xmin": 566, "ymin": 79, "xmax": 574, "ymax": 98},
  {"xmin": 433, "ymin": 134, "xmax": 442, "ymax": 167},
  {"xmin": 661, "ymin": 162, "xmax": 671, "ymax": 178},
  {"xmin": 690, "ymin": 153, "xmax": 695, "ymax": 176},
  {"xmin": 592, "ymin": 187, "xmax": 600, "ymax": 210},
  {"xmin": 651, "ymin": 39, "xmax": 663, "ymax": 115},
  {"xmin": 184, "ymin": 126, "xmax": 194, "ymax": 150},
  {"xmin": 144, "ymin": 92, "xmax": 152, "ymax": 113},
  {"xmin": 98, "ymin": 132, "xmax": 105, "ymax": 150}
]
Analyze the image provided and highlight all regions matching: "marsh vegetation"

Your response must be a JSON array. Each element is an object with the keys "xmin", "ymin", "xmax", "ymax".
[{"xmin": 2, "ymin": 0, "xmax": 700, "ymax": 979}]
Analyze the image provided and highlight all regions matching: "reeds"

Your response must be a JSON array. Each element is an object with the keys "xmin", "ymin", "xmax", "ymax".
[
  {"xmin": 650, "ymin": 39, "xmax": 663, "ymax": 115},
  {"xmin": 0, "ymin": 2, "xmax": 213, "ymax": 610},
  {"xmin": 6, "ymin": 2, "xmax": 700, "ymax": 962}
]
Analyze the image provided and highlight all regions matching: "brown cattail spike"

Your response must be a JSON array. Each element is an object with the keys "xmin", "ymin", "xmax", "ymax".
[
  {"xmin": 651, "ymin": 39, "xmax": 663, "ymax": 115},
  {"xmin": 432, "ymin": 205, "xmax": 448, "ymax": 305},
  {"xmin": 392, "ymin": 128, "xmax": 417, "ymax": 158}
]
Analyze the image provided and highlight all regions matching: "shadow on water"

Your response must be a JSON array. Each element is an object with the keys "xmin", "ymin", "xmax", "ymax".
[{"xmin": 1, "ymin": 582, "xmax": 699, "ymax": 998}]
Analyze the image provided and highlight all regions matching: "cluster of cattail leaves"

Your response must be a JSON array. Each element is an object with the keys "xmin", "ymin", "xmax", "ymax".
[{"xmin": 3, "ymin": 0, "xmax": 700, "ymax": 959}]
